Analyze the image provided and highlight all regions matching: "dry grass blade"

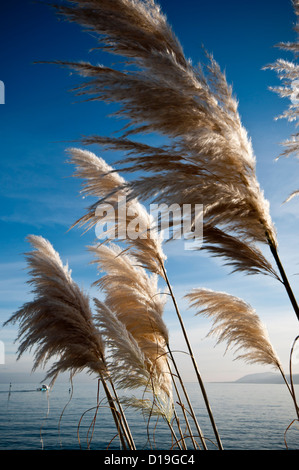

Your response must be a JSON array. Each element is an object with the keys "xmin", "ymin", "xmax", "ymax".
[
  {"xmin": 283, "ymin": 190, "xmax": 299, "ymax": 204},
  {"xmin": 186, "ymin": 288, "xmax": 282, "ymax": 370},
  {"xmin": 4, "ymin": 235, "xmax": 106, "ymax": 384}
]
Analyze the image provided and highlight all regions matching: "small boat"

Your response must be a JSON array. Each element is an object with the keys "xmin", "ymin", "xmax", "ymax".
[{"xmin": 37, "ymin": 384, "xmax": 49, "ymax": 391}]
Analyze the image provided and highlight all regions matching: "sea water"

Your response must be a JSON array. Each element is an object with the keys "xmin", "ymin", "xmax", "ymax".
[{"xmin": 0, "ymin": 381, "xmax": 298, "ymax": 450}]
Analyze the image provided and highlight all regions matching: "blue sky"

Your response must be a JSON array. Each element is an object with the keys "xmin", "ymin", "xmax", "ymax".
[{"xmin": 1, "ymin": 0, "xmax": 299, "ymax": 384}]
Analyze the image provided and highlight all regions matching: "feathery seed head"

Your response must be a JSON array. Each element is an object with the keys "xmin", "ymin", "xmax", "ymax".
[
  {"xmin": 4, "ymin": 235, "xmax": 106, "ymax": 384},
  {"xmin": 185, "ymin": 288, "xmax": 282, "ymax": 371},
  {"xmin": 91, "ymin": 242, "xmax": 172, "ymax": 401},
  {"xmin": 68, "ymin": 147, "xmax": 166, "ymax": 277}
]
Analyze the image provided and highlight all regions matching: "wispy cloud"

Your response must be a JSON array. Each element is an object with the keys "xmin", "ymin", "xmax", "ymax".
[{"xmin": 0, "ymin": 191, "xmax": 87, "ymax": 227}]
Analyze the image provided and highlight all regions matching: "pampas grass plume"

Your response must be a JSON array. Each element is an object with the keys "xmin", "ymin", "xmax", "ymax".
[
  {"xmin": 186, "ymin": 288, "xmax": 282, "ymax": 370},
  {"xmin": 4, "ymin": 235, "xmax": 106, "ymax": 384}
]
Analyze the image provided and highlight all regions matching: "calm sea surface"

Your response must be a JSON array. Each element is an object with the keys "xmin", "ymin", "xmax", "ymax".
[{"xmin": 0, "ymin": 381, "xmax": 298, "ymax": 451}]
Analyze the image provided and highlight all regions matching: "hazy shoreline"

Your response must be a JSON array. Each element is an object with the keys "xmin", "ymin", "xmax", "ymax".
[{"xmin": 1, "ymin": 371, "xmax": 299, "ymax": 385}]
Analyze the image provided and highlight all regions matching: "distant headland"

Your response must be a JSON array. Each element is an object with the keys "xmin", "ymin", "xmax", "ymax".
[{"xmin": 235, "ymin": 372, "xmax": 299, "ymax": 384}]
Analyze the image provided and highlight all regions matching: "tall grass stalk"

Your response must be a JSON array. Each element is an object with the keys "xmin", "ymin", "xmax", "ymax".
[
  {"xmin": 106, "ymin": 375, "xmax": 137, "ymax": 450},
  {"xmin": 166, "ymin": 345, "xmax": 207, "ymax": 450},
  {"xmin": 165, "ymin": 361, "xmax": 189, "ymax": 450},
  {"xmin": 100, "ymin": 376, "xmax": 133, "ymax": 450},
  {"xmin": 161, "ymin": 265, "xmax": 222, "ymax": 450}
]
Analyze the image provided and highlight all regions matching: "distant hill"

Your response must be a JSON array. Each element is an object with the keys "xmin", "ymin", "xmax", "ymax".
[{"xmin": 235, "ymin": 372, "xmax": 299, "ymax": 384}]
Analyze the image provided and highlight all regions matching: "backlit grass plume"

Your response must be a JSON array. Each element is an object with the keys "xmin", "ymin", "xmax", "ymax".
[
  {"xmin": 94, "ymin": 299, "xmax": 173, "ymax": 422},
  {"xmin": 89, "ymin": 242, "xmax": 171, "ymax": 396},
  {"xmin": 4, "ymin": 235, "xmax": 106, "ymax": 384},
  {"xmin": 68, "ymin": 147, "xmax": 166, "ymax": 278},
  {"xmin": 186, "ymin": 287, "xmax": 299, "ymax": 419},
  {"xmin": 186, "ymin": 288, "xmax": 282, "ymax": 370},
  {"xmin": 4, "ymin": 235, "xmax": 136, "ymax": 449},
  {"xmin": 49, "ymin": 0, "xmax": 286, "ymax": 291},
  {"xmin": 264, "ymin": 0, "xmax": 299, "ymax": 160},
  {"xmin": 90, "ymin": 242, "xmax": 177, "ymax": 437},
  {"xmin": 53, "ymin": 0, "xmax": 277, "ymax": 253},
  {"xmin": 93, "ymin": 299, "xmax": 154, "ymax": 391}
]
